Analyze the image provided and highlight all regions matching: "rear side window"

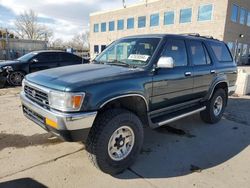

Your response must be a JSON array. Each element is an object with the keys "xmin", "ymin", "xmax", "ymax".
[
  {"xmin": 210, "ymin": 41, "xmax": 233, "ymax": 62},
  {"xmin": 189, "ymin": 41, "xmax": 211, "ymax": 65},
  {"xmin": 61, "ymin": 53, "xmax": 81, "ymax": 62},
  {"xmin": 161, "ymin": 39, "xmax": 188, "ymax": 67}
]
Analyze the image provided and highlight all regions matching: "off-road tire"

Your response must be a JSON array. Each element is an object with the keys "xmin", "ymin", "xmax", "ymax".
[
  {"xmin": 200, "ymin": 88, "xmax": 227, "ymax": 124},
  {"xmin": 86, "ymin": 108, "xmax": 144, "ymax": 175}
]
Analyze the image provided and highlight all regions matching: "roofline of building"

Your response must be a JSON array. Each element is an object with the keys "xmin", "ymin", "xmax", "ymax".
[{"xmin": 90, "ymin": 0, "xmax": 161, "ymax": 16}]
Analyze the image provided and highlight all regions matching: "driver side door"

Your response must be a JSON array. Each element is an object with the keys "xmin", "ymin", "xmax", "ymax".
[{"xmin": 151, "ymin": 38, "xmax": 194, "ymax": 111}]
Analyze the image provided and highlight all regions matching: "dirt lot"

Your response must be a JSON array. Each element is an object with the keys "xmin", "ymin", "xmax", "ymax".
[{"xmin": 0, "ymin": 87, "xmax": 249, "ymax": 188}]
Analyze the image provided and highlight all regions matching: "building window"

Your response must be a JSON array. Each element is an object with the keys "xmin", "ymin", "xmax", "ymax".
[
  {"xmin": 101, "ymin": 22, "xmax": 106, "ymax": 32},
  {"xmin": 117, "ymin": 19, "xmax": 124, "ymax": 30},
  {"xmin": 94, "ymin": 45, "xmax": 99, "ymax": 54},
  {"xmin": 231, "ymin": 4, "xmax": 239, "ymax": 22},
  {"xmin": 150, "ymin": 13, "xmax": 159, "ymax": 27},
  {"xmin": 242, "ymin": 44, "xmax": 248, "ymax": 56},
  {"xmin": 198, "ymin": 4, "xmax": 213, "ymax": 21},
  {"xmin": 180, "ymin": 8, "xmax": 192, "ymax": 23},
  {"xmin": 127, "ymin": 18, "xmax": 134, "ymax": 29},
  {"xmin": 247, "ymin": 12, "xmax": 250, "ymax": 26},
  {"xmin": 138, "ymin": 16, "xmax": 146, "ymax": 28},
  {"xmin": 240, "ymin": 8, "xmax": 247, "ymax": 25},
  {"xmin": 94, "ymin": 24, "xmax": 99, "ymax": 33},
  {"xmin": 109, "ymin": 21, "xmax": 115, "ymax": 31},
  {"xmin": 101, "ymin": 45, "xmax": 106, "ymax": 52},
  {"xmin": 164, "ymin": 11, "xmax": 174, "ymax": 25}
]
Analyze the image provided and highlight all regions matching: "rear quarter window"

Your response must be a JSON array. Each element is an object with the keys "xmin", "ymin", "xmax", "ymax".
[{"xmin": 209, "ymin": 41, "xmax": 233, "ymax": 62}]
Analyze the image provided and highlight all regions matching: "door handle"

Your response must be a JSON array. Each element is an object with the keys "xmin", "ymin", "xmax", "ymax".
[
  {"xmin": 210, "ymin": 70, "xmax": 216, "ymax": 74},
  {"xmin": 185, "ymin": 72, "xmax": 192, "ymax": 77}
]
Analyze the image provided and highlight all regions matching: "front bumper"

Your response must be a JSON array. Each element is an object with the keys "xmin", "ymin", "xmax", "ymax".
[{"xmin": 20, "ymin": 91, "xmax": 97, "ymax": 141}]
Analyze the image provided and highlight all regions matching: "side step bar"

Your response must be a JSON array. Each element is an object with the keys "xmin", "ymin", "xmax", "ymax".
[{"xmin": 156, "ymin": 106, "xmax": 206, "ymax": 127}]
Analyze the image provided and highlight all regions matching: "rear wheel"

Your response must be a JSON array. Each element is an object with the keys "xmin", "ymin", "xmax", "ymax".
[
  {"xmin": 200, "ymin": 88, "xmax": 227, "ymax": 124},
  {"xmin": 8, "ymin": 71, "xmax": 25, "ymax": 86},
  {"xmin": 86, "ymin": 108, "xmax": 144, "ymax": 175}
]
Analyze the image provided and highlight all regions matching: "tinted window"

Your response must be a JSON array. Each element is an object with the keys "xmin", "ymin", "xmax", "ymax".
[
  {"xmin": 198, "ymin": 4, "xmax": 213, "ymax": 21},
  {"xmin": 231, "ymin": 4, "xmax": 239, "ymax": 22},
  {"xmin": 164, "ymin": 11, "xmax": 174, "ymax": 25},
  {"xmin": 180, "ymin": 8, "xmax": 192, "ymax": 23},
  {"xmin": 109, "ymin": 21, "xmax": 115, "ymax": 31},
  {"xmin": 150, "ymin": 13, "xmax": 159, "ymax": 27},
  {"xmin": 94, "ymin": 24, "xmax": 99, "ymax": 32},
  {"xmin": 162, "ymin": 39, "xmax": 188, "ymax": 67},
  {"xmin": 210, "ymin": 41, "xmax": 233, "ymax": 62},
  {"xmin": 127, "ymin": 18, "xmax": 134, "ymax": 29},
  {"xmin": 138, "ymin": 16, "xmax": 146, "ymax": 28},
  {"xmin": 61, "ymin": 53, "xmax": 80, "ymax": 62},
  {"xmin": 36, "ymin": 53, "xmax": 60, "ymax": 62},
  {"xmin": 189, "ymin": 41, "xmax": 209, "ymax": 65},
  {"xmin": 117, "ymin": 19, "xmax": 124, "ymax": 30},
  {"xmin": 240, "ymin": 8, "xmax": 247, "ymax": 24},
  {"xmin": 101, "ymin": 22, "xmax": 106, "ymax": 32}
]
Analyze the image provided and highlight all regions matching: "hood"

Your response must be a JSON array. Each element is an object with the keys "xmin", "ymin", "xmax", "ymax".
[
  {"xmin": 26, "ymin": 64, "xmax": 143, "ymax": 91},
  {"xmin": 0, "ymin": 60, "xmax": 23, "ymax": 67}
]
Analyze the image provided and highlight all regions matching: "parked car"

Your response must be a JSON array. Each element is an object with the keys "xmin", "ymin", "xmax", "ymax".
[
  {"xmin": 20, "ymin": 34, "xmax": 237, "ymax": 175},
  {"xmin": 0, "ymin": 50, "xmax": 88, "ymax": 86}
]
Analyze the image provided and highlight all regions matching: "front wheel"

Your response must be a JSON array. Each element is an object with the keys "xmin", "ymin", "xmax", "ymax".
[
  {"xmin": 86, "ymin": 109, "xmax": 144, "ymax": 175},
  {"xmin": 8, "ymin": 71, "xmax": 25, "ymax": 86},
  {"xmin": 200, "ymin": 88, "xmax": 227, "ymax": 124}
]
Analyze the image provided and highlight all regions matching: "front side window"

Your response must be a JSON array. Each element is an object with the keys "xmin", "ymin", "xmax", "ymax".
[
  {"xmin": 109, "ymin": 21, "xmax": 115, "ymax": 31},
  {"xmin": 164, "ymin": 11, "xmax": 174, "ymax": 25},
  {"xmin": 189, "ymin": 41, "xmax": 210, "ymax": 65},
  {"xmin": 180, "ymin": 8, "xmax": 192, "ymax": 23},
  {"xmin": 161, "ymin": 39, "xmax": 188, "ymax": 67},
  {"xmin": 210, "ymin": 41, "xmax": 233, "ymax": 62},
  {"xmin": 117, "ymin": 19, "xmax": 124, "ymax": 30},
  {"xmin": 247, "ymin": 12, "xmax": 250, "ymax": 26},
  {"xmin": 127, "ymin": 18, "xmax": 134, "ymax": 29},
  {"xmin": 138, "ymin": 16, "xmax": 146, "ymax": 28},
  {"xmin": 231, "ymin": 4, "xmax": 239, "ymax": 22},
  {"xmin": 101, "ymin": 22, "xmax": 106, "ymax": 32},
  {"xmin": 95, "ymin": 38, "xmax": 161, "ymax": 68},
  {"xmin": 198, "ymin": 4, "xmax": 213, "ymax": 21},
  {"xmin": 240, "ymin": 8, "xmax": 247, "ymax": 24},
  {"xmin": 150, "ymin": 13, "xmax": 159, "ymax": 27},
  {"xmin": 94, "ymin": 24, "xmax": 99, "ymax": 33}
]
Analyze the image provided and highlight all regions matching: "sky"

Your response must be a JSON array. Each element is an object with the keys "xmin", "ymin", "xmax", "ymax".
[{"xmin": 0, "ymin": 0, "xmax": 141, "ymax": 41}]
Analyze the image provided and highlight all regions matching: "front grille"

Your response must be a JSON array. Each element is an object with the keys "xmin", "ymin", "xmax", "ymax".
[{"xmin": 24, "ymin": 85, "xmax": 49, "ymax": 108}]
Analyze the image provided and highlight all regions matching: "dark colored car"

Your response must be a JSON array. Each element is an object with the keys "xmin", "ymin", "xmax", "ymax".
[
  {"xmin": 0, "ymin": 50, "xmax": 88, "ymax": 87},
  {"xmin": 20, "ymin": 34, "xmax": 237, "ymax": 175}
]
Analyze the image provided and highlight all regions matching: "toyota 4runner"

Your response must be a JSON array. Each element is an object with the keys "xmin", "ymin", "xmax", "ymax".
[{"xmin": 20, "ymin": 34, "xmax": 237, "ymax": 175}]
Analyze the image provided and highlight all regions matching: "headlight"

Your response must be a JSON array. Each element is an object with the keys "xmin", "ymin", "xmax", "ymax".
[{"xmin": 49, "ymin": 91, "xmax": 85, "ymax": 112}]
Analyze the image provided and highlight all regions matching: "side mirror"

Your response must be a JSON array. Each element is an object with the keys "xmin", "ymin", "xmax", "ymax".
[
  {"xmin": 31, "ymin": 58, "xmax": 38, "ymax": 63},
  {"xmin": 157, "ymin": 57, "xmax": 174, "ymax": 69}
]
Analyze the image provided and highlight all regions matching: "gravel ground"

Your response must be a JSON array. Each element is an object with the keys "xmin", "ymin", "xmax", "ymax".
[{"xmin": 0, "ymin": 87, "xmax": 249, "ymax": 188}]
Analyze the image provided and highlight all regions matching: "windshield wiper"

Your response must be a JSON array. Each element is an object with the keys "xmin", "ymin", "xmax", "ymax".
[{"xmin": 106, "ymin": 60, "xmax": 130, "ymax": 67}]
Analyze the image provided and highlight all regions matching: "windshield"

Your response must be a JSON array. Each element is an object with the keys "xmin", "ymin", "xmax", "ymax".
[
  {"xmin": 17, "ymin": 52, "xmax": 37, "ymax": 62},
  {"xmin": 95, "ymin": 37, "xmax": 161, "ymax": 67}
]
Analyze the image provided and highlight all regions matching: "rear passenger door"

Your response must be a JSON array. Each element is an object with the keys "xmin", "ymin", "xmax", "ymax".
[
  {"xmin": 187, "ymin": 40, "xmax": 215, "ymax": 99},
  {"xmin": 59, "ymin": 53, "xmax": 82, "ymax": 67},
  {"xmin": 151, "ymin": 38, "xmax": 194, "ymax": 111}
]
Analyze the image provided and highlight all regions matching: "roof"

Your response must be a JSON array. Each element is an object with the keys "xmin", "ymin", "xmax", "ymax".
[
  {"xmin": 31, "ymin": 50, "xmax": 64, "ymax": 53},
  {"xmin": 120, "ymin": 33, "xmax": 220, "ymax": 42}
]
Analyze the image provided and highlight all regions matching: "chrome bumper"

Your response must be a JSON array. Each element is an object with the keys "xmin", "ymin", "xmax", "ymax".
[
  {"xmin": 228, "ymin": 85, "xmax": 236, "ymax": 96},
  {"xmin": 20, "ymin": 91, "xmax": 97, "ymax": 132}
]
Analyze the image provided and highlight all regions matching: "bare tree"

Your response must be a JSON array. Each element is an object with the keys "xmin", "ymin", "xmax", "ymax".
[
  {"xmin": 67, "ymin": 31, "xmax": 89, "ymax": 51},
  {"xmin": 49, "ymin": 38, "xmax": 65, "ymax": 49},
  {"xmin": 14, "ymin": 10, "xmax": 53, "ymax": 41}
]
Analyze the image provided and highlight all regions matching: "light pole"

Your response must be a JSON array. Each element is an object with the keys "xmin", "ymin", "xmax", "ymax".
[{"xmin": 234, "ymin": 34, "xmax": 244, "ymax": 64}]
